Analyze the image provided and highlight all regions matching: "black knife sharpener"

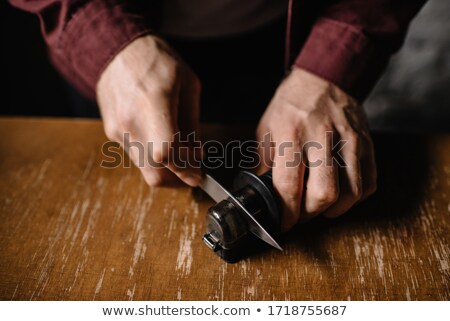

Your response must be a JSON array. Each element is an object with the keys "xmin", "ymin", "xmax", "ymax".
[{"xmin": 202, "ymin": 171, "xmax": 281, "ymax": 262}]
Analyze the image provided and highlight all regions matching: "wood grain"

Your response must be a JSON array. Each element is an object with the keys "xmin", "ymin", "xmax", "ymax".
[{"xmin": 0, "ymin": 117, "xmax": 448, "ymax": 300}]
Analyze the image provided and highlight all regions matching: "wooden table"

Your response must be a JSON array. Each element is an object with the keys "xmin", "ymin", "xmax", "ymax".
[{"xmin": 0, "ymin": 117, "xmax": 449, "ymax": 300}]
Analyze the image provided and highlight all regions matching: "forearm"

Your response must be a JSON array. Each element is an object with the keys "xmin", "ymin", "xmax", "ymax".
[
  {"xmin": 293, "ymin": 0, "xmax": 428, "ymax": 101},
  {"xmin": 9, "ymin": 0, "xmax": 152, "ymax": 99}
]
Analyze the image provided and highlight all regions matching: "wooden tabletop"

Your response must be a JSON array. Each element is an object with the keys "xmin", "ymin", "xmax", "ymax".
[{"xmin": 0, "ymin": 117, "xmax": 449, "ymax": 300}]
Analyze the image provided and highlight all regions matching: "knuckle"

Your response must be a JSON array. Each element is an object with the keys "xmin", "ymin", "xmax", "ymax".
[
  {"xmin": 335, "ymin": 123, "xmax": 352, "ymax": 134},
  {"xmin": 103, "ymin": 123, "xmax": 119, "ymax": 141},
  {"xmin": 151, "ymin": 146, "xmax": 169, "ymax": 164},
  {"xmin": 292, "ymin": 108, "xmax": 310, "ymax": 124},
  {"xmin": 346, "ymin": 130, "xmax": 360, "ymax": 145},
  {"xmin": 143, "ymin": 71, "xmax": 179, "ymax": 100},
  {"xmin": 315, "ymin": 122, "xmax": 334, "ymax": 134},
  {"xmin": 275, "ymin": 179, "xmax": 301, "ymax": 200},
  {"xmin": 161, "ymin": 65, "xmax": 182, "ymax": 89},
  {"xmin": 116, "ymin": 110, "xmax": 134, "ymax": 132},
  {"xmin": 312, "ymin": 186, "xmax": 339, "ymax": 207},
  {"xmin": 158, "ymin": 58, "xmax": 179, "ymax": 78}
]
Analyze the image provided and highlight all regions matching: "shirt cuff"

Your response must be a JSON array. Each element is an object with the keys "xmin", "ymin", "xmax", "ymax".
[
  {"xmin": 50, "ymin": 0, "xmax": 151, "ymax": 100},
  {"xmin": 293, "ymin": 17, "xmax": 391, "ymax": 101}
]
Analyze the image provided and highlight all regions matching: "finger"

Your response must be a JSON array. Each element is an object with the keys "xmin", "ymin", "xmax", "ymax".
[
  {"xmin": 119, "ymin": 132, "xmax": 181, "ymax": 187},
  {"xmin": 140, "ymin": 167, "xmax": 184, "ymax": 187},
  {"xmin": 256, "ymin": 126, "xmax": 274, "ymax": 175},
  {"xmin": 143, "ymin": 93, "xmax": 202, "ymax": 187},
  {"xmin": 302, "ymin": 130, "xmax": 339, "ymax": 218},
  {"xmin": 272, "ymin": 132, "xmax": 305, "ymax": 231},
  {"xmin": 323, "ymin": 131, "xmax": 362, "ymax": 218}
]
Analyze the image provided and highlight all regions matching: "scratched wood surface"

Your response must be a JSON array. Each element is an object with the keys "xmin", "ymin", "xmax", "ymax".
[{"xmin": 0, "ymin": 117, "xmax": 448, "ymax": 300}]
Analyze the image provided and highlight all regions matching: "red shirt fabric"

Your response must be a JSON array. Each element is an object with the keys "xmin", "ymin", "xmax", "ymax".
[{"xmin": 10, "ymin": 0, "xmax": 427, "ymax": 101}]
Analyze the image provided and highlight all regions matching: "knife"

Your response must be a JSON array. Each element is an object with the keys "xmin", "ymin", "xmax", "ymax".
[{"xmin": 200, "ymin": 172, "xmax": 283, "ymax": 251}]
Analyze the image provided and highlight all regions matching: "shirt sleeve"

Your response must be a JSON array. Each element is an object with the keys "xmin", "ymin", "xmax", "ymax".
[
  {"xmin": 293, "ymin": 0, "xmax": 428, "ymax": 101},
  {"xmin": 9, "ymin": 0, "xmax": 152, "ymax": 99}
]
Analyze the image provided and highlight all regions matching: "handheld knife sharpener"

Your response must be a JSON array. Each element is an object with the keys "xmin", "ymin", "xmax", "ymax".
[{"xmin": 202, "ymin": 171, "xmax": 281, "ymax": 262}]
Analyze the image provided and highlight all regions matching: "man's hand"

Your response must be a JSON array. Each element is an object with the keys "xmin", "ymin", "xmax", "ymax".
[
  {"xmin": 97, "ymin": 35, "xmax": 202, "ymax": 187},
  {"xmin": 257, "ymin": 68, "xmax": 377, "ymax": 231}
]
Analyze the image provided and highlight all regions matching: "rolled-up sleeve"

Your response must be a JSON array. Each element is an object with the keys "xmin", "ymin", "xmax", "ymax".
[
  {"xmin": 294, "ymin": 0, "xmax": 428, "ymax": 101},
  {"xmin": 9, "ymin": 0, "xmax": 151, "ymax": 99}
]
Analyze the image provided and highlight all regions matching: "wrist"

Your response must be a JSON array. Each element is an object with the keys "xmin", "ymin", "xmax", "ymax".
[
  {"xmin": 279, "ymin": 67, "xmax": 359, "ymax": 110},
  {"xmin": 97, "ymin": 35, "xmax": 179, "ymax": 99}
]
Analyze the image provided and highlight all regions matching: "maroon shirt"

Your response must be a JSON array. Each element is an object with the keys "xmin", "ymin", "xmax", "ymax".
[{"xmin": 10, "ymin": 0, "xmax": 427, "ymax": 101}]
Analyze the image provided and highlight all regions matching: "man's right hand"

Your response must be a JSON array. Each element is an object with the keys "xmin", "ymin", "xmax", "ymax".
[{"xmin": 97, "ymin": 35, "xmax": 202, "ymax": 187}]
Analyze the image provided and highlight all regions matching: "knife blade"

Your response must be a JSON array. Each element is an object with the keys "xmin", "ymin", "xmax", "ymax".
[{"xmin": 200, "ymin": 172, "xmax": 283, "ymax": 251}]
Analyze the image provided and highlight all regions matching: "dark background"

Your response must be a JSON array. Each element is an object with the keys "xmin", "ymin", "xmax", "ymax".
[
  {"xmin": 1, "ymin": 1, "xmax": 98, "ymax": 118},
  {"xmin": 2, "ymin": 0, "xmax": 450, "ymax": 131}
]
